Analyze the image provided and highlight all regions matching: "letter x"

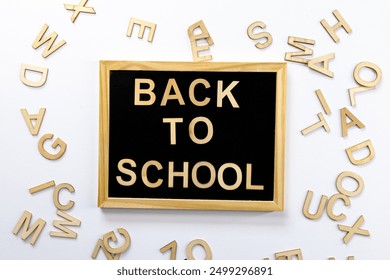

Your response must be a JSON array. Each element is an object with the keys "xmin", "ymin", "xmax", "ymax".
[
  {"xmin": 338, "ymin": 215, "xmax": 370, "ymax": 244},
  {"xmin": 64, "ymin": 0, "xmax": 96, "ymax": 23}
]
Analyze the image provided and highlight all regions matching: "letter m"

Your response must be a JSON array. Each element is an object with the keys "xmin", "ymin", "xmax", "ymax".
[
  {"xmin": 32, "ymin": 24, "xmax": 66, "ymax": 58},
  {"xmin": 13, "ymin": 210, "xmax": 46, "ymax": 245}
]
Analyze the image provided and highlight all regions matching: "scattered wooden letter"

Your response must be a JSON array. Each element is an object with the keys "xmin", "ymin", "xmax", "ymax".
[
  {"xmin": 20, "ymin": 64, "xmax": 48, "ymax": 87},
  {"xmin": 320, "ymin": 10, "xmax": 352, "ymax": 43},
  {"xmin": 285, "ymin": 36, "xmax": 315, "ymax": 64},
  {"xmin": 32, "ymin": 24, "xmax": 66, "ymax": 58},
  {"xmin": 126, "ymin": 17, "xmax": 157, "ymax": 42},
  {"xmin": 13, "ymin": 210, "xmax": 46, "ymax": 246},
  {"xmin": 38, "ymin": 133, "xmax": 67, "ymax": 160},
  {"xmin": 64, "ymin": 0, "xmax": 96, "ymax": 23},
  {"xmin": 247, "ymin": 21, "xmax": 272, "ymax": 49},
  {"xmin": 187, "ymin": 20, "xmax": 214, "ymax": 62}
]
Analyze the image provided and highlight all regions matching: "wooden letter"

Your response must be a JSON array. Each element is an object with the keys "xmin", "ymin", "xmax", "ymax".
[
  {"xmin": 192, "ymin": 161, "xmax": 216, "ymax": 189},
  {"xmin": 308, "ymin": 53, "xmax": 335, "ymax": 78},
  {"xmin": 326, "ymin": 193, "xmax": 351, "ymax": 221},
  {"xmin": 32, "ymin": 24, "xmax": 66, "ymax": 58},
  {"xmin": 217, "ymin": 81, "xmax": 240, "ymax": 108},
  {"xmin": 103, "ymin": 228, "xmax": 131, "ymax": 254},
  {"xmin": 246, "ymin": 163, "xmax": 264, "ymax": 190},
  {"xmin": 349, "ymin": 62, "xmax": 382, "ymax": 106},
  {"xmin": 189, "ymin": 79, "xmax": 211, "ymax": 106},
  {"xmin": 142, "ymin": 160, "xmax": 163, "ymax": 188},
  {"xmin": 247, "ymin": 21, "xmax": 273, "ymax": 49},
  {"xmin": 275, "ymin": 249, "xmax": 303, "ymax": 260},
  {"xmin": 50, "ymin": 210, "xmax": 81, "ymax": 238},
  {"xmin": 91, "ymin": 239, "xmax": 120, "ymax": 260},
  {"xmin": 188, "ymin": 20, "xmax": 214, "ymax": 62},
  {"xmin": 320, "ymin": 10, "xmax": 352, "ymax": 43},
  {"xmin": 189, "ymin": 116, "xmax": 213, "ymax": 144},
  {"xmin": 346, "ymin": 139, "xmax": 375, "ymax": 165},
  {"xmin": 13, "ymin": 210, "xmax": 46, "ymax": 245},
  {"xmin": 315, "ymin": 89, "xmax": 331, "ymax": 115},
  {"xmin": 163, "ymin": 118, "xmax": 183, "ymax": 145},
  {"xmin": 160, "ymin": 240, "xmax": 178, "ymax": 260},
  {"xmin": 168, "ymin": 161, "xmax": 189, "ymax": 188},
  {"xmin": 20, "ymin": 64, "xmax": 48, "ymax": 87},
  {"xmin": 126, "ymin": 17, "xmax": 156, "ymax": 42},
  {"xmin": 328, "ymin": 256, "xmax": 355, "ymax": 260},
  {"xmin": 284, "ymin": 36, "xmax": 315, "ymax": 64},
  {"xmin": 53, "ymin": 183, "xmax": 75, "ymax": 211},
  {"xmin": 340, "ymin": 107, "xmax": 365, "ymax": 137},
  {"xmin": 302, "ymin": 190, "xmax": 327, "ymax": 220},
  {"xmin": 29, "ymin": 180, "xmax": 55, "ymax": 194},
  {"xmin": 218, "ymin": 163, "xmax": 242, "ymax": 191},
  {"xmin": 38, "ymin": 133, "xmax": 67, "ymax": 160},
  {"xmin": 353, "ymin": 62, "xmax": 382, "ymax": 88},
  {"xmin": 301, "ymin": 113, "xmax": 330, "ymax": 135},
  {"xmin": 116, "ymin": 159, "xmax": 137, "ymax": 186},
  {"xmin": 338, "ymin": 215, "xmax": 370, "ymax": 244},
  {"xmin": 336, "ymin": 171, "xmax": 364, "ymax": 197},
  {"xmin": 160, "ymin": 79, "xmax": 185, "ymax": 106},
  {"xmin": 64, "ymin": 0, "xmax": 96, "ymax": 23},
  {"xmin": 21, "ymin": 108, "xmax": 46, "ymax": 136},
  {"xmin": 134, "ymin": 79, "xmax": 156, "ymax": 106}
]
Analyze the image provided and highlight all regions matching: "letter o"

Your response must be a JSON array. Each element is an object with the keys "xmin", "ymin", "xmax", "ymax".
[
  {"xmin": 336, "ymin": 171, "xmax": 364, "ymax": 197},
  {"xmin": 218, "ymin": 163, "xmax": 242, "ymax": 191},
  {"xmin": 192, "ymin": 161, "xmax": 216, "ymax": 189},
  {"xmin": 189, "ymin": 116, "xmax": 213, "ymax": 144},
  {"xmin": 353, "ymin": 62, "xmax": 382, "ymax": 88}
]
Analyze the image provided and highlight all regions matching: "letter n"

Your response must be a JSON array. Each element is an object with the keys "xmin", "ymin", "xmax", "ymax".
[
  {"xmin": 32, "ymin": 24, "xmax": 66, "ymax": 58},
  {"xmin": 13, "ymin": 210, "xmax": 46, "ymax": 245}
]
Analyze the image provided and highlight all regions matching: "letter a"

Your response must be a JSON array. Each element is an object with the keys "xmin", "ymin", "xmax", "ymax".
[
  {"xmin": 308, "ymin": 53, "xmax": 335, "ymax": 78},
  {"xmin": 21, "ymin": 108, "xmax": 46, "ymax": 136},
  {"xmin": 340, "ymin": 107, "xmax": 365, "ymax": 137}
]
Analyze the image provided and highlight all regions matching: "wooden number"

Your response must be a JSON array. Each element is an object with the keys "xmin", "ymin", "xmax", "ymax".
[
  {"xmin": 160, "ymin": 240, "xmax": 178, "ymax": 260},
  {"xmin": 186, "ymin": 239, "xmax": 212, "ymax": 260}
]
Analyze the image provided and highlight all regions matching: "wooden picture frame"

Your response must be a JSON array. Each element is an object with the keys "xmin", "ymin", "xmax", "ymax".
[{"xmin": 99, "ymin": 61, "xmax": 287, "ymax": 211}]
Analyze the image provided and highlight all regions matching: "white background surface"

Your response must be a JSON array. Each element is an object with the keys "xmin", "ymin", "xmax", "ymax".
[{"xmin": 0, "ymin": 0, "xmax": 389, "ymax": 260}]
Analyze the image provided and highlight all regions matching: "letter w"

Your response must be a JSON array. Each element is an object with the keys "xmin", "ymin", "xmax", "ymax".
[
  {"xmin": 13, "ymin": 210, "xmax": 46, "ymax": 245},
  {"xmin": 32, "ymin": 24, "xmax": 66, "ymax": 58}
]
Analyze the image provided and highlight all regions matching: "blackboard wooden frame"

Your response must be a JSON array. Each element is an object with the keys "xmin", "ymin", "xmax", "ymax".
[{"xmin": 99, "ymin": 61, "xmax": 287, "ymax": 211}]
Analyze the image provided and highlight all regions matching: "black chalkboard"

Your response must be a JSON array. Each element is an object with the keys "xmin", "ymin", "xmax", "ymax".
[{"xmin": 99, "ymin": 61, "xmax": 286, "ymax": 211}]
